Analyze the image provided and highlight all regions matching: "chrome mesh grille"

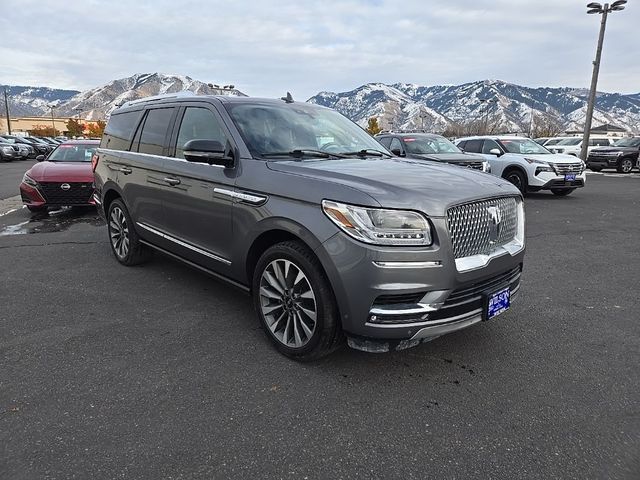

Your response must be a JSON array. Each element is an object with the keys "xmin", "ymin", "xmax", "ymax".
[
  {"xmin": 553, "ymin": 162, "xmax": 583, "ymax": 174},
  {"xmin": 447, "ymin": 197, "xmax": 518, "ymax": 259}
]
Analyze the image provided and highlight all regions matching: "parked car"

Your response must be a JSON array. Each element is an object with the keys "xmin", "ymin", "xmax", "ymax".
[
  {"xmin": 16, "ymin": 136, "xmax": 54, "ymax": 155},
  {"xmin": 586, "ymin": 136, "xmax": 640, "ymax": 173},
  {"xmin": 539, "ymin": 137, "xmax": 570, "ymax": 147},
  {"xmin": 19, "ymin": 140, "xmax": 99, "ymax": 212},
  {"xmin": 0, "ymin": 135, "xmax": 37, "ymax": 159},
  {"xmin": 375, "ymin": 132, "xmax": 491, "ymax": 172},
  {"xmin": 455, "ymin": 135, "xmax": 586, "ymax": 196},
  {"xmin": 546, "ymin": 137, "xmax": 613, "ymax": 157},
  {"xmin": 0, "ymin": 139, "xmax": 29, "ymax": 161},
  {"xmin": 93, "ymin": 93, "xmax": 526, "ymax": 360}
]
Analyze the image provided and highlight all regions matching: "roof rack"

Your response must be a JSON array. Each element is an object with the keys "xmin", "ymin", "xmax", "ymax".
[{"xmin": 119, "ymin": 91, "xmax": 197, "ymax": 108}]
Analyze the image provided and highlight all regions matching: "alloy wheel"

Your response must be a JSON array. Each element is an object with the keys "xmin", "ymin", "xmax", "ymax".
[
  {"xmin": 621, "ymin": 158, "xmax": 633, "ymax": 173},
  {"xmin": 259, "ymin": 259, "xmax": 317, "ymax": 348},
  {"xmin": 109, "ymin": 206, "xmax": 130, "ymax": 259}
]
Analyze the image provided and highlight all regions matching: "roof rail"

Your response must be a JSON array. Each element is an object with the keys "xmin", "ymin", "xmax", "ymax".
[{"xmin": 119, "ymin": 91, "xmax": 197, "ymax": 108}]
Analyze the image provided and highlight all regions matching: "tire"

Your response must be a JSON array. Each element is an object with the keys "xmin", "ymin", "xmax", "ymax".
[
  {"xmin": 27, "ymin": 205, "xmax": 46, "ymax": 212},
  {"xmin": 551, "ymin": 188, "xmax": 575, "ymax": 196},
  {"xmin": 617, "ymin": 157, "xmax": 634, "ymax": 174},
  {"xmin": 588, "ymin": 166, "xmax": 602, "ymax": 172},
  {"xmin": 106, "ymin": 198, "xmax": 151, "ymax": 266},
  {"xmin": 252, "ymin": 241, "xmax": 342, "ymax": 361},
  {"xmin": 503, "ymin": 169, "xmax": 527, "ymax": 194}
]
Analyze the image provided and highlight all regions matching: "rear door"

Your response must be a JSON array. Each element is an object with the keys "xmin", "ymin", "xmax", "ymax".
[
  {"xmin": 160, "ymin": 103, "xmax": 237, "ymax": 274},
  {"xmin": 118, "ymin": 107, "xmax": 177, "ymax": 234}
]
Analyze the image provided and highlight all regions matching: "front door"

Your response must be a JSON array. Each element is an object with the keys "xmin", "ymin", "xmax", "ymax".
[{"xmin": 160, "ymin": 104, "xmax": 237, "ymax": 275}]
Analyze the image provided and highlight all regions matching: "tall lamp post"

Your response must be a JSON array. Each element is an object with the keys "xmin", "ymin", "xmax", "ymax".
[
  {"xmin": 48, "ymin": 104, "xmax": 56, "ymax": 135},
  {"xmin": 3, "ymin": 87, "xmax": 12, "ymax": 135},
  {"xmin": 579, "ymin": 0, "xmax": 626, "ymax": 161},
  {"xmin": 479, "ymin": 98, "xmax": 497, "ymax": 134}
]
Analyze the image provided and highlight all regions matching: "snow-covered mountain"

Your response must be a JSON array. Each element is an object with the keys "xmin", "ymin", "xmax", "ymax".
[
  {"xmin": 1, "ymin": 73, "xmax": 246, "ymax": 120},
  {"xmin": 308, "ymin": 80, "xmax": 640, "ymax": 134},
  {"xmin": 55, "ymin": 73, "xmax": 246, "ymax": 120},
  {"xmin": 0, "ymin": 85, "xmax": 79, "ymax": 117}
]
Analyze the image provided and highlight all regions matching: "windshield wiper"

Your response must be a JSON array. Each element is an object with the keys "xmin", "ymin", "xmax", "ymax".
[
  {"xmin": 261, "ymin": 149, "xmax": 347, "ymax": 159},
  {"xmin": 341, "ymin": 149, "xmax": 392, "ymax": 158}
]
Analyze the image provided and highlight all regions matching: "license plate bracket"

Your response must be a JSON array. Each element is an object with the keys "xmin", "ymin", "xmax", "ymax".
[{"xmin": 484, "ymin": 286, "xmax": 511, "ymax": 321}]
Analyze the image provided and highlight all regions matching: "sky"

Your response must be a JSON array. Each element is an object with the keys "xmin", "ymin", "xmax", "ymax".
[{"xmin": 1, "ymin": 0, "xmax": 638, "ymax": 99}]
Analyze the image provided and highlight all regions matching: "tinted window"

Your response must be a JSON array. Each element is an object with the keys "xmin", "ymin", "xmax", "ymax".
[
  {"xmin": 137, "ymin": 108, "xmax": 174, "ymax": 156},
  {"xmin": 175, "ymin": 107, "xmax": 227, "ymax": 159},
  {"xmin": 463, "ymin": 139, "xmax": 483, "ymax": 153},
  {"xmin": 103, "ymin": 111, "xmax": 141, "ymax": 151},
  {"xmin": 482, "ymin": 139, "xmax": 501, "ymax": 154},
  {"xmin": 456, "ymin": 140, "xmax": 467, "ymax": 149},
  {"xmin": 377, "ymin": 137, "xmax": 392, "ymax": 148},
  {"xmin": 389, "ymin": 138, "xmax": 403, "ymax": 154}
]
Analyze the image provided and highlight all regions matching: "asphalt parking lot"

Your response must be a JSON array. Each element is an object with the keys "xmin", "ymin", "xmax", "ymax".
[{"xmin": 0, "ymin": 171, "xmax": 639, "ymax": 479}]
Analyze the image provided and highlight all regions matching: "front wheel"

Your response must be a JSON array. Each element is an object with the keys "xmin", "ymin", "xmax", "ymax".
[
  {"xmin": 503, "ymin": 169, "xmax": 527, "ymax": 194},
  {"xmin": 253, "ymin": 241, "xmax": 342, "ymax": 360},
  {"xmin": 617, "ymin": 158, "xmax": 634, "ymax": 174},
  {"xmin": 107, "ymin": 198, "xmax": 151, "ymax": 266},
  {"xmin": 551, "ymin": 188, "xmax": 576, "ymax": 196}
]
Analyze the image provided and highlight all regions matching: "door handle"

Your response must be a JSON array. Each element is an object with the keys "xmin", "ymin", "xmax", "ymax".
[
  {"xmin": 119, "ymin": 167, "xmax": 132, "ymax": 175},
  {"xmin": 163, "ymin": 177, "xmax": 181, "ymax": 186}
]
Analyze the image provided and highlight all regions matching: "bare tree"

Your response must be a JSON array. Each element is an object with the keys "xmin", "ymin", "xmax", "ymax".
[{"xmin": 531, "ymin": 113, "xmax": 565, "ymax": 138}]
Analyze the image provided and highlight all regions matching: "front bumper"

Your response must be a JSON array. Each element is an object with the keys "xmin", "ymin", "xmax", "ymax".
[
  {"xmin": 528, "ymin": 170, "xmax": 586, "ymax": 190},
  {"xmin": 315, "ymin": 223, "xmax": 525, "ymax": 347}
]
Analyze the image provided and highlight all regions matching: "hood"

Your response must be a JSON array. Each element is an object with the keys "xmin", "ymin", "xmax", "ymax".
[
  {"xmin": 523, "ymin": 153, "xmax": 581, "ymax": 163},
  {"xmin": 27, "ymin": 161, "xmax": 94, "ymax": 182},
  {"xmin": 266, "ymin": 157, "xmax": 519, "ymax": 217},
  {"xmin": 590, "ymin": 146, "xmax": 638, "ymax": 154},
  {"xmin": 408, "ymin": 152, "xmax": 485, "ymax": 164}
]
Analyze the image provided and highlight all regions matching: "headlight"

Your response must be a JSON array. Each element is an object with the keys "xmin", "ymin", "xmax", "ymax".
[
  {"xmin": 22, "ymin": 173, "xmax": 39, "ymax": 187},
  {"xmin": 1, "ymin": 146, "xmax": 12, "ymax": 154},
  {"xmin": 322, "ymin": 200, "xmax": 432, "ymax": 246},
  {"xmin": 524, "ymin": 157, "xmax": 555, "ymax": 173}
]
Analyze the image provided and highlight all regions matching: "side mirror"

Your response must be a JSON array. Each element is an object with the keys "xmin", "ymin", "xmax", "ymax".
[
  {"xmin": 36, "ymin": 155, "xmax": 45, "ymax": 162},
  {"xmin": 488, "ymin": 148, "xmax": 502, "ymax": 156},
  {"xmin": 391, "ymin": 148, "xmax": 404, "ymax": 157},
  {"xmin": 183, "ymin": 139, "xmax": 234, "ymax": 168}
]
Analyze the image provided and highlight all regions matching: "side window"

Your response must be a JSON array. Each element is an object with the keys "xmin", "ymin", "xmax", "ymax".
[
  {"xmin": 102, "ymin": 111, "xmax": 141, "ymax": 151},
  {"xmin": 377, "ymin": 137, "xmax": 392, "ymax": 148},
  {"xmin": 389, "ymin": 137, "xmax": 403, "ymax": 154},
  {"xmin": 175, "ymin": 107, "xmax": 227, "ymax": 159},
  {"xmin": 482, "ymin": 139, "xmax": 501, "ymax": 154},
  {"xmin": 463, "ymin": 139, "xmax": 483, "ymax": 153},
  {"xmin": 456, "ymin": 140, "xmax": 467, "ymax": 150},
  {"xmin": 137, "ymin": 108, "xmax": 175, "ymax": 156}
]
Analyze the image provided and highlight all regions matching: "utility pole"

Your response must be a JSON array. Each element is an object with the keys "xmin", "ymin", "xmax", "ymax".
[
  {"xmin": 3, "ymin": 87, "xmax": 12, "ymax": 135},
  {"xmin": 49, "ymin": 105, "xmax": 56, "ymax": 135},
  {"xmin": 529, "ymin": 105, "xmax": 534, "ymax": 138},
  {"xmin": 580, "ymin": 0, "xmax": 626, "ymax": 161}
]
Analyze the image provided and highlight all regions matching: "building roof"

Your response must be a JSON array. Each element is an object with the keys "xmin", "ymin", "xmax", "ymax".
[{"xmin": 590, "ymin": 123, "xmax": 626, "ymax": 133}]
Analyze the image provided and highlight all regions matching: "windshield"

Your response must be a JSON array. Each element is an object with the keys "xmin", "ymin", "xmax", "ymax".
[
  {"xmin": 403, "ymin": 135, "xmax": 460, "ymax": 154},
  {"xmin": 614, "ymin": 137, "xmax": 640, "ymax": 147},
  {"xmin": 226, "ymin": 102, "xmax": 388, "ymax": 158},
  {"xmin": 47, "ymin": 144, "xmax": 97, "ymax": 162},
  {"xmin": 556, "ymin": 138, "xmax": 581, "ymax": 146},
  {"xmin": 499, "ymin": 138, "xmax": 551, "ymax": 155},
  {"xmin": 544, "ymin": 139, "xmax": 562, "ymax": 146}
]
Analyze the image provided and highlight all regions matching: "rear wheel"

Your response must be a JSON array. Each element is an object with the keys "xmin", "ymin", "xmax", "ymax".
[
  {"xmin": 107, "ymin": 198, "xmax": 151, "ymax": 266},
  {"xmin": 551, "ymin": 188, "xmax": 575, "ymax": 196},
  {"xmin": 617, "ymin": 158, "xmax": 634, "ymax": 174},
  {"xmin": 253, "ymin": 241, "xmax": 342, "ymax": 361},
  {"xmin": 503, "ymin": 169, "xmax": 527, "ymax": 194}
]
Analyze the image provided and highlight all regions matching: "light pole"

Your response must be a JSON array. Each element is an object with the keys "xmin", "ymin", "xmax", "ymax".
[
  {"xmin": 3, "ymin": 87, "xmax": 12, "ymax": 135},
  {"xmin": 579, "ymin": 0, "xmax": 626, "ymax": 161},
  {"xmin": 479, "ymin": 98, "xmax": 497, "ymax": 134},
  {"xmin": 48, "ymin": 104, "xmax": 56, "ymax": 135}
]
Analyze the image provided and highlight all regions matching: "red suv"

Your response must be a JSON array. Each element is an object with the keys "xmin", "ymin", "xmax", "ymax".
[{"xmin": 20, "ymin": 140, "xmax": 100, "ymax": 212}]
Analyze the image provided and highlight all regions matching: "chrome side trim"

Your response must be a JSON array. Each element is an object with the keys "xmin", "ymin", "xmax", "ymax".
[
  {"xmin": 369, "ymin": 303, "xmax": 441, "ymax": 316},
  {"xmin": 213, "ymin": 188, "xmax": 267, "ymax": 205},
  {"xmin": 373, "ymin": 260, "xmax": 442, "ymax": 269},
  {"xmin": 136, "ymin": 222, "xmax": 231, "ymax": 265}
]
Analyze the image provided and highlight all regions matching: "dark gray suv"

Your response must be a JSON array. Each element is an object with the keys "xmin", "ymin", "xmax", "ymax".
[{"xmin": 93, "ymin": 92, "xmax": 526, "ymax": 360}]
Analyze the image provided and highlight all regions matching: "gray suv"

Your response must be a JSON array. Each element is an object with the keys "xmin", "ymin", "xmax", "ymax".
[{"xmin": 93, "ymin": 92, "xmax": 526, "ymax": 360}]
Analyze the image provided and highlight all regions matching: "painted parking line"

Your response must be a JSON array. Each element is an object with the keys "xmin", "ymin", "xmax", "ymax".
[{"xmin": 585, "ymin": 171, "xmax": 640, "ymax": 178}]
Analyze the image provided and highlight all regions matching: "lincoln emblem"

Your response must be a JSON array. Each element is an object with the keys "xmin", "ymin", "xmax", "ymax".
[{"xmin": 487, "ymin": 206, "xmax": 502, "ymax": 244}]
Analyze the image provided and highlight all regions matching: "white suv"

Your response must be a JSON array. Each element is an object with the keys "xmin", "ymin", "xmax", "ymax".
[
  {"xmin": 455, "ymin": 136, "xmax": 586, "ymax": 196},
  {"xmin": 547, "ymin": 137, "xmax": 613, "ymax": 157}
]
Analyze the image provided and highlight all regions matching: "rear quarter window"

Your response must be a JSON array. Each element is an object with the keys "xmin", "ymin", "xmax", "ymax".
[{"xmin": 102, "ymin": 111, "xmax": 142, "ymax": 151}]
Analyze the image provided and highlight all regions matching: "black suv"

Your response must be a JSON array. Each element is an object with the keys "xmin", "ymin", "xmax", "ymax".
[
  {"xmin": 93, "ymin": 93, "xmax": 525, "ymax": 360},
  {"xmin": 375, "ymin": 132, "xmax": 490, "ymax": 172},
  {"xmin": 587, "ymin": 136, "xmax": 640, "ymax": 173}
]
